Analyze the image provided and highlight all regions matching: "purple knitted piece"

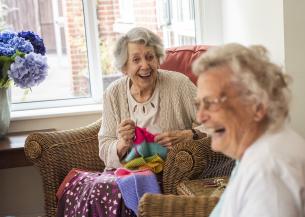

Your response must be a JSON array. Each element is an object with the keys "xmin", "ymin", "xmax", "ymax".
[{"xmin": 115, "ymin": 168, "xmax": 161, "ymax": 214}]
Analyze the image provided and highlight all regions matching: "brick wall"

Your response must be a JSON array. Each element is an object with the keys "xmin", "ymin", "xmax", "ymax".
[{"xmin": 63, "ymin": 0, "xmax": 89, "ymax": 96}]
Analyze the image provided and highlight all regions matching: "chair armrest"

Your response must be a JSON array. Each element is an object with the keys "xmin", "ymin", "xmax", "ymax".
[
  {"xmin": 24, "ymin": 119, "xmax": 105, "ymax": 217},
  {"xmin": 138, "ymin": 193, "xmax": 217, "ymax": 217},
  {"xmin": 162, "ymin": 136, "xmax": 234, "ymax": 194}
]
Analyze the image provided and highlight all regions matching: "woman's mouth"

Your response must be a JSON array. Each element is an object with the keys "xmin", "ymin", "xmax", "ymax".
[
  {"xmin": 138, "ymin": 72, "xmax": 152, "ymax": 79},
  {"xmin": 208, "ymin": 127, "xmax": 226, "ymax": 138}
]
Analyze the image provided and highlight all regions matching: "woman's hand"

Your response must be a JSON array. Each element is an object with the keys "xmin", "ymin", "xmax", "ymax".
[
  {"xmin": 116, "ymin": 119, "xmax": 136, "ymax": 158},
  {"xmin": 154, "ymin": 130, "xmax": 193, "ymax": 148}
]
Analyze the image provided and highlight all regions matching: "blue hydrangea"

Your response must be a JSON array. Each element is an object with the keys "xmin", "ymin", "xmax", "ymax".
[
  {"xmin": 18, "ymin": 31, "xmax": 46, "ymax": 55},
  {"xmin": 1, "ymin": 30, "xmax": 48, "ymax": 88},
  {"xmin": 8, "ymin": 52, "xmax": 48, "ymax": 88},
  {"xmin": 0, "ymin": 42, "xmax": 16, "ymax": 56},
  {"xmin": 8, "ymin": 37, "xmax": 34, "ymax": 54},
  {"xmin": 0, "ymin": 31, "xmax": 17, "ymax": 43}
]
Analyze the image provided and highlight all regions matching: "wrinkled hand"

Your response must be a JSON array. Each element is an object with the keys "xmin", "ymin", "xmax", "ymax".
[
  {"xmin": 154, "ymin": 130, "xmax": 192, "ymax": 148},
  {"xmin": 117, "ymin": 119, "xmax": 136, "ymax": 158}
]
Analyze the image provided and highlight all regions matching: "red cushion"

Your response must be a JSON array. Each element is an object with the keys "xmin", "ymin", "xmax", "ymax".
[{"xmin": 160, "ymin": 45, "xmax": 210, "ymax": 85}]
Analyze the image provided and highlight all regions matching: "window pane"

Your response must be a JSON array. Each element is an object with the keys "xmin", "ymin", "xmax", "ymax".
[
  {"xmin": 1, "ymin": 0, "xmax": 197, "ymax": 110},
  {"xmin": 2, "ymin": 0, "xmax": 91, "ymax": 104},
  {"xmin": 97, "ymin": 0, "xmax": 196, "ymax": 90}
]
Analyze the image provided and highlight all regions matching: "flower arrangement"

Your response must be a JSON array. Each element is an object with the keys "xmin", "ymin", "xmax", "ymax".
[{"xmin": 0, "ymin": 30, "xmax": 48, "ymax": 89}]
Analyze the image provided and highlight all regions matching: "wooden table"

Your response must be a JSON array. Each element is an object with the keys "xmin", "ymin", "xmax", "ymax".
[{"xmin": 0, "ymin": 130, "xmax": 55, "ymax": 169}]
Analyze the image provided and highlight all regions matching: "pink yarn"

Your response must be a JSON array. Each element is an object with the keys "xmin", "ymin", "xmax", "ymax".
[
  {"xmin": 114, "ymin": 168, "xmax": 151, "ymax": 177},
  {"xmin": 133, "ymin": 127, "xmax": 155, "ymax": 144}
]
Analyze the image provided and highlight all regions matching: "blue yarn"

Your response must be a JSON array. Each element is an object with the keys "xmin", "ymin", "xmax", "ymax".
[{"xmin": 116, "ymin": 171, "xmax": 161, "ymax": 214}]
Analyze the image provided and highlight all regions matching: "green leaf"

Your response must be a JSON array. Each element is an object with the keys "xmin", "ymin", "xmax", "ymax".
[{"xmin": 0, "ymin": 55, "xmax": 13, "ymax": 88}]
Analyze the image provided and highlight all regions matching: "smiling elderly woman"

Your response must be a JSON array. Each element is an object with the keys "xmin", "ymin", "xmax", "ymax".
[
  {"xmin": 99, "ymin": 27, "xmax": 204, "ymax": 169},
  {"xmin": 56, "ymin": 27, "xmax": 207, "ymax": 217},
  {"xmin": 193, "ymin": 43, "xmax": 305, "ymax": 217}
]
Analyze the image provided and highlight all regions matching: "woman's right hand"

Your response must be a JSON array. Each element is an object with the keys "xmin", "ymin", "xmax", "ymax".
[{"xmin": 116, "ymin": 119, "xmax": 136, "ymax": 159}]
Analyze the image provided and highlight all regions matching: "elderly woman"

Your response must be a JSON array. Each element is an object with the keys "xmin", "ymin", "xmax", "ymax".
[
  {"xmin": 56, "ymin": 27, "xmax": 205, "ymax": 217},
  {"xmin": 99, "ymin": 27, "xmax": 204, "ymax": 169},
  {"xmin": 192, "ymin": 43, "xmax": 305, "ymax": 217}
]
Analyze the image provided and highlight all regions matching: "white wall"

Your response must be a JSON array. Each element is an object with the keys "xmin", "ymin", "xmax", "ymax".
[
  {"xmin": 283, "ymin": 0, "xmax": 305, "ymax": 137},
  {"xmin": 0, "ymin": 167, "xmax": 45, "ymax": 217},
  {"xmin": 222, "ymin": 0, "xmax": 285, "ymax": 65},
  {"xmin": 196, "ymin": 0, "xmax": 223, "ymax": 45},
  {"xmin": 221, "ymin": 0, "xmax": 305, "ymax": 137}
]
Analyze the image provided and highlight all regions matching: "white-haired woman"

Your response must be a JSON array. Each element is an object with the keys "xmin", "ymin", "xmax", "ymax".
[
  {"xmin": 99, "ymin": 27, "xmax": 206, "ymax": 169},
  {"xmin": 56, "ymin": 27, "xmax": 208, "ymax": 217},
  {"xmin": 193, "ymin": 43, "xmax": 305, "ymax": 217}
]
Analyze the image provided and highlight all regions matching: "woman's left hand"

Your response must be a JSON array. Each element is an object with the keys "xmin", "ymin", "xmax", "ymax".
[{"xmin": 154, "ymin": 130, "xmax": 192, "ymax": 148}]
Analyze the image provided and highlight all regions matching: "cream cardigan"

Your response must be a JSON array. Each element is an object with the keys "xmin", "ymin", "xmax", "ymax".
[{"xmin": 98, "ymin": 69, "xmax": 197, "ymax": 169}]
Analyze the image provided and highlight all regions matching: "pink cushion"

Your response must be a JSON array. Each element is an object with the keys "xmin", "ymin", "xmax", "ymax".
[{"xmin": 160, "ymin": 45, "xmax": 210, "ymax": 85}]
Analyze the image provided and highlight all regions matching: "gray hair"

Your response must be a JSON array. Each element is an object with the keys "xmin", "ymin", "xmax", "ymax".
[
  {"xmin": 113, "ymin": 27, "xmax": 165, "ymax": 71},
  {"xmin": 192, "ymin": 43, "xmax": 291, "ymax": 131}
]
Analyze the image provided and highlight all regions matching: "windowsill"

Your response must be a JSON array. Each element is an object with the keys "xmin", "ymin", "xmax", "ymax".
[{"xmin": 11, "ymin": 104, "xmax": 102, "ymax": 121}]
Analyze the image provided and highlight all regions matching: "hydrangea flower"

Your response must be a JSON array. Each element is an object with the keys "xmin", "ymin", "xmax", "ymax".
[
  {"xmin": 8, "ymin": 37, "xmax": 34, "ymax": 54},
  {"xmin": 0, "ymin": 30, "xmax": 48, "ymax": 89},
  {"xmin": 18, "ymin": 31, "xmax": 46, "ymax": 55},
  {"xmin": 0, "ymin": 31, "xmax": 17, "ymax": 43},
  {"xmin": 0, "ymin": 42, "xmax": 16, "ymax": 56},
  {"xmin": 8, "ymin": 52, "xmax": 48, "ymax": 88}
]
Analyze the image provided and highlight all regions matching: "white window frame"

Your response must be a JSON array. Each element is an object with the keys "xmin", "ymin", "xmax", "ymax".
[
  {"xmin": 118, "ymin": 0, "xmax": 134, "ymax": 23},
  {"xmin": 11, "ymin": 0, "xmax": 220, "ymax": 115},
  {"xmin": 12, "ymin": 0, "xmax": 103, "ymax": 111},
  {"xmin": 171, "ymin": 0, "xmax": 195, "ymax": 44}
]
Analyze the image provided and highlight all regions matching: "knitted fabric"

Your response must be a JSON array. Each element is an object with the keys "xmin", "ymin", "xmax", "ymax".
[
  {"xmin": 115, "ymin": 168, "xmax": 161, "ymax": 214},
  {"xmin": 99, "ymin": 70, "xmax": 197, "ymax": 170},
  {"xmin": 123, "ymin": 154, "xmax": 164, "ymax": 173},
  {"xmin": 121, "ymin": 127, "xmax": 167, "ymax": 172}
]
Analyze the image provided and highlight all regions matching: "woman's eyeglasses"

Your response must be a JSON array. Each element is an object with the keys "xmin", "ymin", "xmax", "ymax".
[{"xmin": 194, "ymin": 96, "xmax": 228, "ymax": 112}]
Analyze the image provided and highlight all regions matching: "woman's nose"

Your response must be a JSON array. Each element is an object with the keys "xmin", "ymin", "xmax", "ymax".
[{"xmin": 140, "ymin": 59, "xmax": 149, "ymax": 68}]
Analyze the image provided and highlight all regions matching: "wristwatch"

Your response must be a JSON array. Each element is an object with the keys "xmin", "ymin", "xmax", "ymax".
[{"xmin": 191, "ymin": 128, "xmax": 199, "ymax": 140}]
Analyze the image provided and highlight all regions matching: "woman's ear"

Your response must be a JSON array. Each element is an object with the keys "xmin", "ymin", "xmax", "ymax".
[{"xmin": 253, "ymin": 103, "xmax": 267, "ymax": 122}]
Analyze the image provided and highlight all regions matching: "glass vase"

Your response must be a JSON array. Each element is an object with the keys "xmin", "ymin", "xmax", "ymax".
[{"xmin": 0, "ymin": 88, "xmax": 11, "ymax": 138}]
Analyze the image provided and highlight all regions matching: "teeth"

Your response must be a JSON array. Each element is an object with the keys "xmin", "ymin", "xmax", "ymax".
[{"xmin": 140, "ymin": 74, "xmax": 150, "ymax": 77}]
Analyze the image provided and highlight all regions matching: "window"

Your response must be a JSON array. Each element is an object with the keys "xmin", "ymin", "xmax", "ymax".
[
  {"xmin": 1, "ymin": 0, "xmax": 201, "ymax": 112},
  {"xmin": 99, "ymin": 0, "xmax": 198, "ymax": 89},
  {"xmin": 2, "ymin": 0, "xmax": 101, "ymax": 111},
  {"xmin": 118, "ymin": 0, "xmax": 134, "ymax": 23}
]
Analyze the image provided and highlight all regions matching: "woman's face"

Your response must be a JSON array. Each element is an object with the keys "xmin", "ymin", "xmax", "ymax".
[
  {"xmin": 123, "ymin": 43, "xmax": 159, "ymax": 91},
  {"xmin": 196, "ymin": 66, "xmax": 265, "ymax": 159}
]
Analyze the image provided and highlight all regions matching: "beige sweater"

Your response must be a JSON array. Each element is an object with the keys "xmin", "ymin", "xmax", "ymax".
[{"xmin": 98, "ymin": 69, "xmax": 197, "ymax": 169}]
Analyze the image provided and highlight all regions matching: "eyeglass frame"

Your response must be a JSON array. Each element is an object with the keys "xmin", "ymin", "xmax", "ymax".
[{"xmin": 194, "ymin": 95, "xmax": 228, "ymax": 112}]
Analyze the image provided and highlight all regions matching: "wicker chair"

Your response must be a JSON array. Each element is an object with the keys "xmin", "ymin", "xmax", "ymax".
[
  {"xmin": 24, "ymin": 45, "xmax": 234, "ymax": 217},
  {"xmin": 139, "ymin": 194, "xmax": 219, "ymax": 217}
]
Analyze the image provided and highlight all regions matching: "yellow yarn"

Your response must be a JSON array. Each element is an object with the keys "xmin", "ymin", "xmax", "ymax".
[{"xmin": 123, "ymin": 154, "xmax": 165, "ymax": 173}]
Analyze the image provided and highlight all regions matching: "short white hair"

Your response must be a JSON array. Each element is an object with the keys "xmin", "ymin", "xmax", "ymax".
[
  {"xmin": 113, "ymin": 27, "xmax": 165, "ymax": 71},
  {"xmin": 193, "ymin": 43, "xmax": 291, "ymax": 131}
]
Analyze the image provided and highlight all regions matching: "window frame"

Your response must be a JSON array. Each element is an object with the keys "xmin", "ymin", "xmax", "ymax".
[
  {"xmin": 11, "ymin": 0, "xmax": 210, "ymax": 113},
  {"xmin": 11, "ymin": 0, "xmax": 103, "ymax": 111}
]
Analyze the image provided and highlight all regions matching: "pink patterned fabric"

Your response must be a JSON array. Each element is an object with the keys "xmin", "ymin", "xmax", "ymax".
[{"xmin": 56, "ymin": 170, "xmax": 136, "ymax": 217}]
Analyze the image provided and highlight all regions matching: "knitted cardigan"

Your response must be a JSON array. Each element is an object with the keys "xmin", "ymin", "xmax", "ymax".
[{"xmin": 99, "ymin": 69, "xmax": 197, "ymax": 169}]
